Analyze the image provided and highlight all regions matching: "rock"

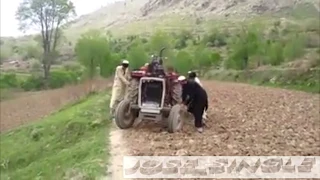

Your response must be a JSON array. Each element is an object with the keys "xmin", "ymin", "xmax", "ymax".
[{"xmin": 176, "ymin": 149, "xmax": 188, "ymax": 156}]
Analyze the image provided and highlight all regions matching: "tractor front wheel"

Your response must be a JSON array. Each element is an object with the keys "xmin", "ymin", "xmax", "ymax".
[
  {"xmin": 168, "ymin": 104, "xmax": 183, "ymax": 133},
  {"xmin": 115, "ymin": 99, "xmax": 136, "ymax": 129}
]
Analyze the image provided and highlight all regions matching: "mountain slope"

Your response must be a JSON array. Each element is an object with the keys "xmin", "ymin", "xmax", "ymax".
[
  {"xmin": 62, "ymin": 0, "xmax": 319, "ymax": 40},
  {"xmin": 1, "ymin": 0, "xmax": 319, "ymax": 68}
]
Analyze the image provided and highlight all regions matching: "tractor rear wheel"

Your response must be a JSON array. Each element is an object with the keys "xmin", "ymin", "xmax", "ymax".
[
  {"xmin": 168, "ymin": 104, "xmax": 182, "ymax": 133},
  {"xmin": 127, "ymin": 78, "xmax": 139, "ymax": 103},
  {"xmin": 171, "ymin": 82, "xmax": 182, "ymax": 105},
  {"xmin": 115, "ymin": 99, "xmax": 135, "ymax": 129}
]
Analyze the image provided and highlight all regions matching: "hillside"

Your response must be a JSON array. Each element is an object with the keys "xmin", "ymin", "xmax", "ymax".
[
  {"xmin": 70, "ymin": 0, "xmax": 320, "ymax": 26},
  {"xmin": 0, "ymin": 0, "xmax": 319, "ymax": 73},
  {"xmin": 64, "ymin": 0, "xmax": 319, "ymax": 37}
]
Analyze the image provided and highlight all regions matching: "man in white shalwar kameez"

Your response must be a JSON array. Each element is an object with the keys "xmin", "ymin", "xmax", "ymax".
[{"xmin": 110, "ymin": 60, "xmax": 130, "ymax": 118}]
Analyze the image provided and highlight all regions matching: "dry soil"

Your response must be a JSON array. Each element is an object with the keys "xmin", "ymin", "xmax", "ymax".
[{"xmin": 108, "ymin": 80, "xmax": 320, "ymax": 180}]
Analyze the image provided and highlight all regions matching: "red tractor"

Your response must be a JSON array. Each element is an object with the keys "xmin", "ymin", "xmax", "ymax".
[{"xmin": 114, "ymin": 48, "xmax": 183, "ymax": 133}]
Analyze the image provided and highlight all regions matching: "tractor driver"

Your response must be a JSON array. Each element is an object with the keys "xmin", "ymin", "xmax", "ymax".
[
  {"xmin": 140, "ymin": 63, "xmax": 149, "ymax": 71},
  {"xmin": 109, "ymin": 60, "xmax": 130, "ymax": 120}
]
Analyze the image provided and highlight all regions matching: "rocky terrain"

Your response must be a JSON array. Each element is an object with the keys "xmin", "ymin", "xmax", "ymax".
[{"xmin": 67, "ymin": 0, "xmax": 319, "ymax": 33}]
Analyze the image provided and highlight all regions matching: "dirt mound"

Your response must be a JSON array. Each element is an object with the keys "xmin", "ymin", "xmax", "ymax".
[{"xmin": 118, "ymin": 81, "xmax": 319, "ymax": 173}]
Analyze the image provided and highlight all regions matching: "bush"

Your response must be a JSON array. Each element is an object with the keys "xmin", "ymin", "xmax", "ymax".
[
  {"xmin": 266, "ymin": 42, "xmax": 284, "ymax": 65},
  {"xmin": 63, "ymin": 62, "xmax": 82, "ymax": 71},
  {"xmin": 173, "ymin": 50, "xmax": 193, "ymax": 74},
  {"xmin": 282, "ymin": 33, "xmax": 307, "ymax": 61},
  {"xmin": 21, "ymin": 70, "xmax": 79, "ymax": 91},
  {"xmin": 0, "ymin": 73, "xmax": 20, "ymax": 89},
  {"xmin": 48, "ymin": 70, "xmax": 78, "ymax": 89},
  {"xmin": 126, "ymin": 42, "xmax": 149, "ymax": 70},
  {"xmin": 148, "ymin": 30, "xmax": 174, "ymax": 59},
  {"xmin": 21, "ymin": 75, "xmax": 44, "ymax": 91},
  {"xmin": 63, "ymin": 62, "xmax": 85, "ymax": 77},
  {"xmin": 174, "ymin": 30, "xmax": 193, "ymax": 50},
  {"xmin": 193, "ymin": 46, "xmax": 221, "ymax": 69},
  {"xmin": 202, "ymin": 31, "xmax": 228, "ymax": 47},
  {"xmin": 29, "ymin": 59, "xmax": 42, "ymax": 73}
]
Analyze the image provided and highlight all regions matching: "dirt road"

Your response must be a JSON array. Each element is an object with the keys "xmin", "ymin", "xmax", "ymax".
[{"xmin": 107, "ymin": 80, "xmax": 320, "ymax": 179}]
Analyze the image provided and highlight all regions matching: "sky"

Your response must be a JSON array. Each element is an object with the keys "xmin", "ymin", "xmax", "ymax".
[{"xmin": 0, "ymin": 0, "xmax": 119, "ymax": 37}]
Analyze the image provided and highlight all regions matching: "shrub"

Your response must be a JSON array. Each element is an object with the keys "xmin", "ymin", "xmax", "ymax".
[
  {"xmin": 63, "ymin": 62, "xmax": 82, "ymax": 71},
  {"xmin": 29, "ymin": 59, "xmax": 42, "ymax": 73},
  {"xmin": 282, "ymin": 33, "xmax": 307, "ymax": 61},
  {"xmin": 21, "ymin": 75, "xmax": 44, "ymax": 91},
  {"xmin": 193, "ymin": 46, "xmax": 221, "ymax": 69},
  {"xmin": 174, "ymin": 30, "xmax": 193, "ymax": 50},
  {"xmin": 0, "ymin": 73, "xmax": 20, "ymax": 89},
  {"xmin": 202, "ymin": 31, "xmax": 228, "ymax": 47},
  {"xmin": 173, "ymin": 50, "xmax": 193, "ymax": 74},
  {"xmin": 148, "ymin": 30, "xmax": 174, "ymax": 58},
  {"xmin": 48, "ymin": 70, "xmax": 78, "ymax": 89},
  {"xmin": 266, "ymin": 42, "xmax": 284, "ymax": 66},
  {"xmin": 20, "ymin": 70, "xmax": 79, "ymax": 91},
  {"xmin": 141, "ymin": 38, "xmax": 148, "ymax": 44},
  {"xmin": 126, "ymin": 43, "xmax": 149, "ymax": 70}
]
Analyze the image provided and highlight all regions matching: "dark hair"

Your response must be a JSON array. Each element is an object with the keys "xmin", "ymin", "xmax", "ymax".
[{"xmin": 188, "ymin": 72, "xmax": 197, "ymax": 78}]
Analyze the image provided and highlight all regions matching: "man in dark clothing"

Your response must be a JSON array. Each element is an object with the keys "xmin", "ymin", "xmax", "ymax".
[
  {"xmin": 187, "ymin": 71, "xmax": 207, "ymax": 120},
  {"xmin": 178, "ymin": 76, "xmax": 208, "ymax": 133}
]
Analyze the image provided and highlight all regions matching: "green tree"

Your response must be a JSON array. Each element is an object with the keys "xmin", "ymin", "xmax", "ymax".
[
  {"xmin": 225, "ymin": 27, "xmax": 261, "ymax": 70},
  {"xmin": 127, "ymin": 41, "xmax": 148, "ymax": 70},
  {"xmin": 98, "ymin": 53, "xmax": 122, "ymax": 77},
  {"xmin": 282, "ymin": 33, "xmax": 306, "ymax": 61},
  {"xmin": 266, "ymin": 42, "xmax": 284, "ymax": 66},
  {"xmin": 173, "ymin": 50, "xmax": 193, "ymax": 74},
  {"xmin": 75, "ymin": 30, "xmax": 111, "ymax": 78},
  {"xmin": 202, "ymin": 30, "xmax": 228, "ymax": 47},
  {"xmin": 20, "ymin": 43, "xmax": 42, "ymax": 60},
  {"xmin": 174, "ymin": 29, "xmax": 193, "ymax": 49},
  {"xmin": 193, "ymin": 45, "xmax": 221, "ymax": 69},
  {"xmin": 149, "ymin": 30, "xmax": 174, "ymax": 60},
  {"xmin": 16, "ymin": 0, "xmax": 76, "ymax": 86}
]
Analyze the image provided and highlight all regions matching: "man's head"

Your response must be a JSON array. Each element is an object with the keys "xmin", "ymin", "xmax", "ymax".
[
  {"xmin": 121, "ymin": 60, "xmax": 129, "ymax": 68},
  {"xmin": 188, "ymin": 71, "xmax": 197, "ymax": 79},
  {"xmin": 178, "ymin": 75, "xmax": 187, "ymax": 84}
]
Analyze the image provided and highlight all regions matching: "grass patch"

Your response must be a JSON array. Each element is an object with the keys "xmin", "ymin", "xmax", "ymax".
[{"xmin": 0, "ymin": 91, "xmax": 112, "ymax": 180}]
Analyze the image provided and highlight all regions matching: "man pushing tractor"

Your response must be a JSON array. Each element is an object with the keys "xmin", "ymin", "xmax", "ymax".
[
  {"xmin": 111, "ymin": 47, "xmax": 208, "ymax": 133},
  {"xmin": 109, "ymin": 60, "xmax": 130, "ymax": 120}
]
